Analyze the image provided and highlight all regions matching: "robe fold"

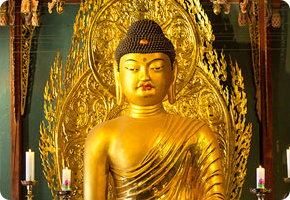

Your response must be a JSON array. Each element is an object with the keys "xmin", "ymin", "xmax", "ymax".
[{"xmin": 111, "ymin": 115, "xmax": 226, "ymax": 200}]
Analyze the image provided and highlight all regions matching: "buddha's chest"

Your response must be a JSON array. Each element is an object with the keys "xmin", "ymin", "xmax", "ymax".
[{"xmin": 108, "ymin": 122, "xmax": 163, "ymax": 170}]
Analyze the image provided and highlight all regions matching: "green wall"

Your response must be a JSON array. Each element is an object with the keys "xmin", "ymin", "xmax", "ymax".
[
  {"xmin": 205, "ymin": 3, "xmax": 290, "ymax": 199},
  {"xmin": 0, "ymin": 26, "xmax": 11, "ymax": 199},
  {"xmin": 22, "ymin": 4, "xmax": 80, "ymax": 199},
  {"xmin": 203, "ymin": 3, "xmax": 260, "ymax": 199}
]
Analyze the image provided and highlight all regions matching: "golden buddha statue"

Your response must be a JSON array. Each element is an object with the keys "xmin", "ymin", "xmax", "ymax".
[{"xmin": 84, "ymin": 19, "xmax": 226, "ymax": 200}]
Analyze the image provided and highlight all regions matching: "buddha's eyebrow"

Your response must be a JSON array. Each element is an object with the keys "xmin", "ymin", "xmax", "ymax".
[
  {"xmin": 148, "ymin": 58, "xmax": 165, "ymax": 64},
  {"xmin": 125, "ymin": 59, "xmax": 137, "ymax": 63}
]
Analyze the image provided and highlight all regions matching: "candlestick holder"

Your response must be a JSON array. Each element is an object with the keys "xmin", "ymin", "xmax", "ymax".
[
  {"xmin": 250, "ymin": 188, "xmax": 271, "ymax": 200},
  {"xmin": 21, "ymin": 180, "xmax": 39, "ymax": 200},
  {"xmin": 282, "ymin": 178, "xmax": 290, "ymax": 200},
  {"xmin": 57, "ymin": 190, "xmax": 76, "ymax": 200}
]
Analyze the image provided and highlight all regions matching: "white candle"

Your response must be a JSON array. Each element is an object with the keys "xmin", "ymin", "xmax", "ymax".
[
  {"xmin": 256, "ymin": 165, "xmax": 265, "ymax": 188},
  {"xmin": 62, "ymin": 167, "xmax": 71, "ymax": 191},
  {"xmin": 25, "ymin": 149, "xmax": 35, "ymax": 181},
  {"xmin": 287, "ymin": 147, "xmax": 290, "ymax": 177}
]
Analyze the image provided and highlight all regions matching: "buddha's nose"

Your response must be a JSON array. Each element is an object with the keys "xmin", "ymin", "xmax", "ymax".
[{"xmin": 139, "ymin": 67, "xmax": 150, "ymax": 81}]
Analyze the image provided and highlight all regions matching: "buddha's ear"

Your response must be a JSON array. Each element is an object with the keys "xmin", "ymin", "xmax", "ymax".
[
  {"xmin": 168, "ymin": 60, "xmax": 178, "ymax": 104},
  {"xmin": 114, "ymin": 63, "xmax": 125, "ymax": 105}
]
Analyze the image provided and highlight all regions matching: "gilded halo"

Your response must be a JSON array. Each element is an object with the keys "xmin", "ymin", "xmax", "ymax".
[{"xmin": 87, "ymin": 0, "xmax": 199, "ymax": 97}]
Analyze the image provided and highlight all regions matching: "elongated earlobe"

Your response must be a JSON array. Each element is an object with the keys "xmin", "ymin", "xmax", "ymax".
[
  {"xmin": 168, "ymin": 60, "xmax": 177, "ymax": 104},
  {"xmin": 114, "ymin": 66, "xmax": 125, "ymax": 105}
]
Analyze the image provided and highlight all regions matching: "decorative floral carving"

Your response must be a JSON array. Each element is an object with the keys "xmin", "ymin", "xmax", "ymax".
[{"xmin": 40, "ymin": 1, "xmax": 252, "ymax": 199}]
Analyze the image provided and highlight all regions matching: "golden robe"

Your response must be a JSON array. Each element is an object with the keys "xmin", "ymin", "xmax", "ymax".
[{"xmin": 111, "ymin": 115, "xmax": 226, "ymax": 200}]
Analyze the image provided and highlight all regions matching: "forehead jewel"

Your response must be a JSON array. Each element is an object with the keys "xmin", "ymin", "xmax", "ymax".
[{"xmin": 140, "ymin": 39, "xmax": 149, "ymax": 45}]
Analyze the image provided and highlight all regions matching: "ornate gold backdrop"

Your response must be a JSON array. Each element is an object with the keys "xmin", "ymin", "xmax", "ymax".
[{"xmin": 39, "ymin": 0, "xmax": 252, "ymax": 199}]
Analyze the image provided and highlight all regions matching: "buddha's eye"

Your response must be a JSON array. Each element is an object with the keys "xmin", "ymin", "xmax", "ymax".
[
  {"xmin": 151, "ymin": 65, "xmax": 165, "ymax": 71},
  {"xmin": 125, "ymin": 66, "xmax": 139, "ymax": 72}
]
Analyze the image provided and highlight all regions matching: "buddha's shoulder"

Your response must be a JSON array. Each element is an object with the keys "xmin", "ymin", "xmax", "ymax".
[
  {"xmin": 86, "ymin": 115, "xmax": 127, "ymax": 140},
  {"xmin": 170, "ymin": 114, "xmax": 215, "ymax": 138}
]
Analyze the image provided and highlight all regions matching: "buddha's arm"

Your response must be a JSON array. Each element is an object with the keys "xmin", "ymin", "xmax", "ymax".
[
  {"xmin": 196, "ymin": 124, "xmax": 226, "ymax": 199},
  {"xmin": 84, "ymin": 127, "xmax": 109, "ymax": 200}
]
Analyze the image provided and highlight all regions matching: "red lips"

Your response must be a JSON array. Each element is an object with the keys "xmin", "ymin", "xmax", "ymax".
[{"xmin": 139, "ymin": 84, "xmax": 152, "ymax": 90}]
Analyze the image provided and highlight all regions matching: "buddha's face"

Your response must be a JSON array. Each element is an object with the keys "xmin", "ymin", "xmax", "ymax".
[{"xmin": 118, "ymin": 53, "xmax": 174, "ymax": 106}]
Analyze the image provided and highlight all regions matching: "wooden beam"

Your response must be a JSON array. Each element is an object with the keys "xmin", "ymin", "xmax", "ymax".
[
  {"xmin": 259, "ymin": 0, "xmax": 273, "ymax": 199},
  {"xmin": 10, "ymin": 0, "xmax": 23, "ymax": 199}
]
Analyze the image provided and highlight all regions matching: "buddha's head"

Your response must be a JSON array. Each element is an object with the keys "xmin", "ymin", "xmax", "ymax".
[{"xmin": 114, "ymin": 19, "xmax": 177, "ymax": 106}]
